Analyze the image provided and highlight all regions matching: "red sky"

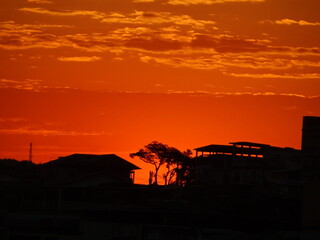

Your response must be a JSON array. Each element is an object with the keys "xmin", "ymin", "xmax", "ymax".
[{"xmin": 1, "ymin": 0, "xmax": 320, "ymax": 183}]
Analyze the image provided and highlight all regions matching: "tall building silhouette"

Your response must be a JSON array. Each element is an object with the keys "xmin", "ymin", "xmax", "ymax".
[
  {"xmin": 301, "ymin": 116, "xmax": 320, "ymax": 228},
  {"xmin": 302, "ymin": 116, "xmax": 320, "ymax": 154}
]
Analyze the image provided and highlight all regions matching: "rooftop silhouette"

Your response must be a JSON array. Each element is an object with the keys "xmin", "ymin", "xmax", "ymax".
[{"xmin": 0, "ymin": 116, "xmax": 319, "ymax": 239}]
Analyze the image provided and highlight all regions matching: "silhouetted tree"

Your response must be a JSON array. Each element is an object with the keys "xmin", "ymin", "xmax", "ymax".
[
  {"xmin": 130, "ymin": 141, "xmax": 193, "ymax": 186},
  {"xmin": 175, "ymin": 149, "xmax": 194, "ymax": 187}
]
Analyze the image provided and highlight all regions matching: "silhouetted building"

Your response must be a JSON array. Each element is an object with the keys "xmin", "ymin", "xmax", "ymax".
[
  {"xmin": 302, "ymin": 116, "xmax": 320, "ymax": 154},
  {"xmin": 191, "ymin": 141, "xmax": 303, "ymax": 231},
  {"xmin": 42, "ymin": 154, "xmax": 140, "ymax": 187},
  {"xmin": 0, "ymin": 159, "xmax": 38, "ymax": 186},
  {"xmin": 301, "ymin": 116, "xmax": 320, "ymax": 228},
  {"xmin": 3, "ymin": 118, "xmax": 319, "ymax": 239},
  {"xmin": 194, "ymin": 141, "xmax": 301, "ymax": 188}
]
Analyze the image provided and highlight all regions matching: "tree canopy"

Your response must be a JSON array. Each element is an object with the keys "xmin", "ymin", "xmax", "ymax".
[{"xmin": 130, "ymin": 141, "xmax": 193, "ymax": 186}]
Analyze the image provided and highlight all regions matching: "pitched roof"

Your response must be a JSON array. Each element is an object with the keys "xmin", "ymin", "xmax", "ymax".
[{"xmin": 43, "ymin": 154, "xmax": 140, "ymax": 170}]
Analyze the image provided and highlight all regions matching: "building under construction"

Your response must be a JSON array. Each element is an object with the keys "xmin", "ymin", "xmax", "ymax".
[{"xmin": 194, "ymin": 141, "xmax": 301, "ymax": 186}]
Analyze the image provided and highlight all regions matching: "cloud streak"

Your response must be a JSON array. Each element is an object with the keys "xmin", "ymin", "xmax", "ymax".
[
  {"xmin": 27, "ymin": 0, "xmax": 54, "ymax": 4},
  {"xmin": 1, "ymin": 20, "xmax": 319, "ymax": 75},
  {"xmin": 0, "ymin": 21, "xmax": 73, "ymax": 50},
  {"xmin": 0, "ymin": 78, "xmax": 44, "ymax": 91},
  {"xmin": 167, "ymin": 0, "xmax": 265, "ymax": 6},
  {"xmin": 224, "ymin": 72, "xmax": 320, "ymax": 79},
  {"xmin": 138, "ymin": 49, "xmax": 320, "ymax": 71},
  {"xmin": 0, "ymin": 20, "xmax": 72, "ymax": 32},
  {"xmin": 19, "ymin": 8, "xmax": 216, "ymax": 28},
  {"xmin": 20, "ymin": 7, "xmax": 106, "ymax": 20},
  {"xmin": 57, "ymin": 56, "xmax": 102, "ymax": 62},
  {"xmin": 0, "ymin": 7, "xmax": 317, "ymax": 77},
  {"xmin": 0, "ymin": 118, "xmax": 26, "ymax": 123},
  {"xmin": 163, "ymin": 90, "xmax": 320, "ymax": 99},
  {"xmin": 261, "ymin": 19, "xmax": 320, "ymax": 26},
  {"xmin": 132, "ymin": 0, "xmax": 155, "ymax": 2},
  {"xmin": 0, "ymin": 128, "xmax": 104, "ymax": 136}
]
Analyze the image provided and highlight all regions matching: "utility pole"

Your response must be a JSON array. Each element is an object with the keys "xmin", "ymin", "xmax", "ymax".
[{"xmin": 28, "ymin": 142, "xmax": 33, "ymax": 163}]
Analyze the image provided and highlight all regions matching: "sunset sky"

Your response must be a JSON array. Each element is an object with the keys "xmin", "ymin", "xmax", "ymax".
[{"xmin": 1, "ymin": 0, "xmax": 320, "ymax": 183}]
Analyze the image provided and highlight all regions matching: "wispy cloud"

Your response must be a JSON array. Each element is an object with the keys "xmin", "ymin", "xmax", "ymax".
[
  {"xmin": 0, "ymin": 118, "xmax": 26, "ymax": 123},
  {"xmin": 0, "ymin": 21, "xmax": 73, "ymax": 50},
  {"xmin": 191, "ymin": 34, "xmax": 270, "ymax": 52},
  {"xmin": 165, "ymin": 90, "xmax": 319, "ymax": 99},
  {"xmin": 167, "ymin": 0, "xmax": 265, "ymax": 6},
  {"xmin": 57, "ymin": 56, "xmax": 102, "ymax": 62},
  {"xmin": 163, "ymin": 90, "xmax": 319, "ymax": 99},
  {"xmin": 140, "ymin": 55, "xmax": 222, "ymax": 70},
  {"xmin": 0, "ymin": 20, "xmax": 72, "ymax": 50},
  {"xmin": 0, "ymin": 78, "xmax": 44, "ymax": 91},
  {"xmin": 27, "ymin": 0, "xmax": 54, "ymax": 4},
  {"xmin": 261, "ymin": 19, "xmax": 320, "ymax": 26},
  {"xmin": 19, "ymin": 7, "xmax": 106, "ymax": 20},
  {"xmin": 2, "ymin": 24, "xmax": 318, "ymax": 75},
  {"xmin": 0, "ymin": 79, "xmax": 73, "ymax": 92},
  {"xmin": 101, "ymin": 11, "xmax": 216, "ymax": 28},
  {"xmin": 213, "ymin": 92, "xmax": 320, "ymax": 99},
  {"xmin": 132, "ymin": 0, "xmax": 155, "ymax": 2},
  {"xmin": 0, "ymin": 36, "xmax": 64, "ymax": 50},
  {"xmin": 138, "ymin": 50, "xmax": 320, "ymax": 71},
  {"xmin": 0, "ymin": 20, "xmax": 72, "ymax": 32},
  {"xmin": 19, "ymin": 8, "xmax": 216, "ymax": 28},
  {"xmin": 2, "ymin": 9, "xmax": 320, "ymax": 76},
  {"xmin": 224, "ymin": 72, "xmax": 320, "ymax": 79},
  {"xmin": 290, "ymin": 60, "xmax": 320, "ymax": 68},
  {"xmin": 0, "ymin": 128, "xmax": 105, "ymax": 136}
]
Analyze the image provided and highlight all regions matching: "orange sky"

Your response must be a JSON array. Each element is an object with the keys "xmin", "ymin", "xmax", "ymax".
[{"xmin": 1, "ymin": 0, "xmax": 320, "ymax": 184}]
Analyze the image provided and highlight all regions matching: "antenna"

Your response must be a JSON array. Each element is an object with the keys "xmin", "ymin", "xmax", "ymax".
[{"xmin": 29, "ymin": 142, "xmax": 33, "ymax": 163}]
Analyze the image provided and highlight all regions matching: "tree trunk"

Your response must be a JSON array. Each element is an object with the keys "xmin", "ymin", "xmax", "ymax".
[{"xmin": 154, "ymin": 165, "xmax": 160, "ymax": 185}]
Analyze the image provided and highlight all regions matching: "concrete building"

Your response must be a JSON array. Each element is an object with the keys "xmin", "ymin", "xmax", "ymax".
[{"xmin": 194, "ymin": 141, "xmax": 301, "ymax": 187}]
